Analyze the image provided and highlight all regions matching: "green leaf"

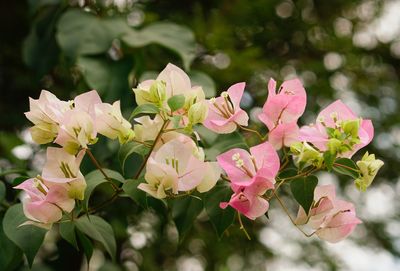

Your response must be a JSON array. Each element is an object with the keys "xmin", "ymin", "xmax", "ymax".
[
  {"xmin": 204, "ymin": 184, "xmax": 235, "ymax": 238},
  {"xmin": 167, "ymin": 95, "xmax": 185, "ymax": 112},
  {"xmin": 0, "ymin": 214, "xmax": 23, "ymax": 270},
  {"xmin": 333, "ymin": 158, "xmax": 360, "ymax": 179},
  {"xmin": 3, "ymin": 204, "xmax": 47, "ymax": 267},
  {"xmin": 23, "ymin": 4, "xmax": 61, "ymax": 77},
  {"xmin": 171, "ymin": 196, "xmax": 203, "ymax": 240},
  {"xmin": 118, "ymin": 142, "xmax": 150, "ymax": 173},
  {"xmin": 323, "ymin": 151, "xmax": 336, "ymax": 171},
  {"xmin": 290, "ymin": 175, "xmax": 318, "ymax": 215},
  {"xmin": 76, "ymin": 215, "xmax": 116, "ymax": 261},
  {"xmin": 129, "ymin": 104, "xmax": 160, "ymax": 121},
  {"xmin": 76, "ymin": 229, "xmax": 93, "ymax": 263},
  {"xmin": 59, "ymin": 221, "xmax": 78, "ymax": 250},
  {"xmin": 204, "ymin": 132, "xmax": 248, "ymax": 160},
  {"xmin": 57, "ymin": 10, "xmax": 130, "ymax": 58},
  {"xmin": 83, "ymin": 169, "xmax": 124, "ymax": 211},
  {"xmin": 278, "ymin": 168, "xmax": 298, "ymax": 179},
  {"xmin": 77, "ymin": 56, "xmax": 133, "ymax": 100},
  {"xmin": 122, "ymin": 179, "xmax": 148, "ymax": 209},
  {"xmin": 122, "ymin": 22, "xmax": 197, "ymax": 69},
  {"xmin": 0, "ymin": 182, "xmax": 5, "ymax": 202},
  {"xmin": 12, "ymin": 176, "xmax": 30, "ymax": 187},
  {"xmin": 189, "ymin": 71, "xmax": 216, "ymax": 98}
]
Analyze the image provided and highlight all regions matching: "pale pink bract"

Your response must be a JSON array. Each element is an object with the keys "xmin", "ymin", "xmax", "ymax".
[{"xmin": 203, "ymin": 82, "xmax": 249, "ymax": 134}]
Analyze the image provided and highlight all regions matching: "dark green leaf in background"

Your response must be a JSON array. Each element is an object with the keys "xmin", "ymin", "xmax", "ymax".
[
  {"xmin": 332, "ymin": 158, "xmax": 360, "ymax": 179},
  {"xmin": 3, "ymin": 204, "xmax": 47, "ymax": 267},
  {"xmin": 290, "ymin": 175, "xmax": 318, "ymax": 215}
]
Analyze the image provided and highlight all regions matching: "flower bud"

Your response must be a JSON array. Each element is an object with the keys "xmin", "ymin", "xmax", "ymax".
[
  {"xmin": 290, "ymin": 142, "xmax": 323, "ymax": 168},
  {"xmin": 133, "ymin": 80, "xmax": 166, "ymax": 107},
  {"xmin": 355, "ymin": 152, "xmax": 384, "ymax": 191},
  {"xmin": 188, "ymin": 101, "xmax": 208, "ymax": 125},
  {"xmin": 30, "ymin": 124, "xmax": 58, "ymax": 144}
]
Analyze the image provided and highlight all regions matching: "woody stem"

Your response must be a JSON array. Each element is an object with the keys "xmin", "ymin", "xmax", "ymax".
[{"xmin": 85, "ymin": 148, "xmax": 119, "ymax": 192}]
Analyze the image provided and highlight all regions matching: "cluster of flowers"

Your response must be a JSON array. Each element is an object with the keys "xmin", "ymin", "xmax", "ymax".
[{"xmin": 17, "ymin": 63, "xmax": 383, "ymax": 243}]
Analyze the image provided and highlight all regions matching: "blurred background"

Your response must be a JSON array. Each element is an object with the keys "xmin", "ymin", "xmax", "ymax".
[{"xmin": 1, "ymin": 0, "xmax": 400, "ymax": 270}]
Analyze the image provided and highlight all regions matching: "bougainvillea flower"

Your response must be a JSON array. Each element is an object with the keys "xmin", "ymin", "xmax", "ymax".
[
  {"xmin": 259, "ymin": 78, "xmax": 306, "ymax": 130},
  {"xmin": 15, "ymin": 178, "xmax": 75, "ymax": 224},
  {"xmin": 220, "ymin": 178, "xmax": 271, "ymax": 220},
  {"xmin": 134, "ymin": 115, "xmax": 164, "ymax": 142},
  {"xmin": 217, "ymin": 141, "xmax": 279, "ymax": 187},
  {"xmin": 41, "ymin": 147, "xmax": 86, "ymax": 200},
  {"xmin": 25, "ymin": 90, "xmax": 72, "ymax": 144},
  {"xmin": 133, "ymin": 63, "xmax": 205, "ymax": 110},
  {"xmin": 268, "ymin": 122, "xmax": 300, "ymax": 150},
  {"xmin": 74, "ymin": 90, "xmax": 102, "ymax": 119},
  {"xmin": 95, "ymin": 101, "xmax": 135, "ymax": 144},
  {"xmin": 295, "ymin": 185, "xmax": 361, "ymax": 243},
  {"xmin": 203, "ymin": 83, "xmax": 249, "ymax": 134},
  {"xmin": 258, "ymin": 78, "xmax": 306, "ymax": 149},
  {"xmin": 299, "ymin": 100, "xmax": 374, "ymax": 157},
  {"xmin": 54, "ymin": 108, "xmax": 98, "ymax": 154},
  {"xmin": 139, "ymin": 135, "xmax": 221, "ymax": 198}
]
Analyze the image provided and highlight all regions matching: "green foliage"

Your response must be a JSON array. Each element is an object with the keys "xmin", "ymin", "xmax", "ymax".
[
  {"xmin": 118, "ymin": 142, "xmax": 149, "ymax": 174},
  {"xmin": 83, "ymin": 169, "xmax": 124, "ymax": 211},
  {"xmin": 129, "ymin": 104, "xmax": 160, "ymax": 120},
  {"xmin": 75, "ymin": 215, "xmax": 117, "ymax": 261},
  {"xmin": 188, "ymin": 71, "xmax": 216, "ymax": 98},
  {"xmin": 77, "ymin": 56, "xmax": 133, "ymax": 100},
  {"xmin": 290, "ymin": 175, "xmax": 318, "ymax": 215},
  {"xmin": 122, "ymin": 22, "xmax": 196, "ymax": 70},
  {"xmin": 170, "ymin": 195, "xmax": 203, "ymax": 240},
  {"xmin": 3, "ymin": 204, "xmax": 47, "ymax": 267},
  {"xmin": 204, "ymin": 184, "xmax": 235, "ymax": 238},
  {"xmin": 167, "ymin": 94, "xmax": 185, "ymax": 112},
  {"xmin": 203, "ymin": 131, "xmax": 248, "ymax": 160},
  {"xmin": 59, "ymin": 221, "xmax": 78, "ymax": 250},
  {"xmin": 0, "ymin": 182, "xmax": 5, "ymax": 202},
  {"xmin": 76, "ymin": 228, "xmax": 93, "ymax": 263},
  {"xmin": 122, "ymin": 178, "xmax": 148, "ymax": 208},
  {"xmin": 333, "ymin": 158, "xmax": 360, "ymax": 179},
  {"xmin": 323, "ymin": 151, "xmax": 336, "ymax": 171},
  {"xmin": 0, "ymin": 214, "xmax": 23, "ymax": 271}
]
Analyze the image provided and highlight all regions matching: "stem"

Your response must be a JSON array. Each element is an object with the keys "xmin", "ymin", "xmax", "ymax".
[
  {"xmin": 237, "ymin": 211, "xmax": 251, "ymax": 240},
  {"xmin": 88, "ymin": 191, "xmax": 120, "ymax": 214},
  {"xmin": 132, "ymin": 139, "xmax": 152, "ymax": 148},
  {"xmin": 237, "ymin": 124, "xmax": 264, "ymax": 141},
  {"xmin": 134, "ymin": 120, "xmax": 170, "ymax": 179},
  {"xmin": 272, "ymin": 191, "xmax": 315, "ymax": 238},
  {"xmin": 85, "ymin": 148, "xmax": 119, "ymax": 192}
]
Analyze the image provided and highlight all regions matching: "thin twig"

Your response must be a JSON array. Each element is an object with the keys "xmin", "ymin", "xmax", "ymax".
[
  {"xmin": 85, "ymin": 148, "xmax": 119, "ymax": 191},
  {"xmin": 272, "ymin": 191, "xmax": 315, "ymax": 238},
  {"xmin": 237, "ymin": 124, "xmax": 264, "ymax": 141},
  {"xmin": 237, "ymin": 211, "xmax": 251, "ymax": 240},
  {"xmin": 134, "ymin": 120, "xmax": 170, "ymax": 179}
]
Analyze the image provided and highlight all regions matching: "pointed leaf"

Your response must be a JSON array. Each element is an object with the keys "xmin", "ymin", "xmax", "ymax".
[
  {"xmin": 290, "ymin": 175, "xmax": 318, "ymax": 215},
  {"xmin": 83, "ymin": 169, "xmax": 124, "ymax": 211},
  {"xmin": 122, "ymin": 178, "xmax": 148, "ymax": 209},
  {"xmin": 204, "ymin": 184, "xmax": 235, "ymax": 238},
  {"xmin": 171, "ymin": 196, "xmax": 203, "ymax": 240},
  {"xmin": 3, "ymin": 204, "xmax": 47, "ymax": 267},
  {"xmin": 76, "ymin": 229, "xmax": 93, "ymax": 263},
  {"xmin": 0, "ymin": 214, "xmax": 23, "ymax": 270},
  {"xmin": 323, "ymin": 151, "xmax": 336, "ymax": 171},
  {"xmin": 129, "ymin": 104, "xmax": 160, "ymax": 121},
  {"xmin": 122, "ymin": 22, "xmax": 196, "ymax": 69},
  {"xmin": 118, "ymin": 142, "xmax": 149, "ymax": 173},
  {"xmin": 59, "ymin": 221, "xmax": 78, "ymax": 250},
  {"xmin": 76, "ymin": 215, "xmax": 116, "ymax": 261},
  {"xmin": 333, "ymin": 158, "xmax": 360, "ymax": 179}
]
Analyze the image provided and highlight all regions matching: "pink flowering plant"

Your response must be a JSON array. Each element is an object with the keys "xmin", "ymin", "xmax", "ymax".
[{"xmin": 2, "ymin": 63, "xmax": 383, "ymax": 266}]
